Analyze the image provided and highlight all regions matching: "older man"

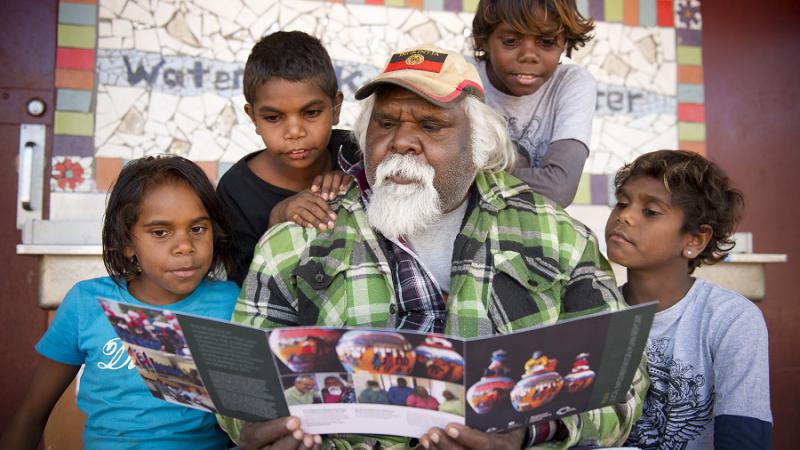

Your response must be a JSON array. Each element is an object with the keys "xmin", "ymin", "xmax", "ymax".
[{"xmin": 220, "ymin": 45, "xmax": 647, "ymax": 450}]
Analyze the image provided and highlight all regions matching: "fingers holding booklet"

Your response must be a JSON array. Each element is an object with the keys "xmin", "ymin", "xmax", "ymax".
[{"xmin": 97, "ymin": 297, "xmax": 655, "ymax": 439}]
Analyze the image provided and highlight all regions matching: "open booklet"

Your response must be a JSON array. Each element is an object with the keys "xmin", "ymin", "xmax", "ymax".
[{"xmin": 98, "ymin": 298, "xmax": 655, "ymax": 438}]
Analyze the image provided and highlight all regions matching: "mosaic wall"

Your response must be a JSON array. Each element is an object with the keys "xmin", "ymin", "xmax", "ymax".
[{"xmin": 52, "ymin": 0, "xmax": 705, "ymax": 207}]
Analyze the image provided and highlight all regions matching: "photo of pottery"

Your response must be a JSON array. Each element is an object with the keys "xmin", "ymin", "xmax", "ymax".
[
  {"xmin": 414, "ymin": 335, "xmax": 464, "ymax": 382},
  {"xmin": 336, "ymin": 330, "xmax": 416, "ymax": 374},
  {"xmin": 268, "ymin": 327, "xmax": 343, "ymax": 373},
  {"xmin": 564, "ymin": 353, "xmax": 596, "ymax": 393}
]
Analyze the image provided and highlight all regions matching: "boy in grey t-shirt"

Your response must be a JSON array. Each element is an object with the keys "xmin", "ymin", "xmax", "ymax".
[
  {"xmin": 605, "ymin": 150, "xmax": 772, "ymax": 450},
  {"xmin": 471, "ymin": 0, "xmax": 596, "ymax": 207}
]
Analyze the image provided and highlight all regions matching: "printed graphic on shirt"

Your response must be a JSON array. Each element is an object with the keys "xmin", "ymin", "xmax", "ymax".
[
  {"xmin": 506, "ymin": 116, "xmax": 544, "ymax": 166},
  {"xmin": 97, "ymin": 337, "xmax": 137, "ymax": 370},
  {"xmin": 627, "ymin": 337, "xmax": 714, "ymax": 450}
]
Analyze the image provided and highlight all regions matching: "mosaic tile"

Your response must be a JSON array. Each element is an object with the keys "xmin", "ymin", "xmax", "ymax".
[
  {"xmin": 94, "ymin": 156, "xmax": 122, "ymax": 191},
  {"xmin": 195, "ymin": 160, "xmax": 219, "ymax": 184},
  {"xmin": 590, "ymin": 174, "xmax": 610, "ymax": 205},
  {"xmin": 675, "ymin": 0, "xmax": 702, "ymax": 30},
  {"xmin": 54, "ymin": 111, "xmax": 95, "ymax": 136},
  {"xmin": 676, "ymin": 45, "xmax": 702, "ymax": 65},
  {"xmin": 679, "ymin": 140, "xmax": 705, "ymax": 155},
  {"xmin": 678, "ymin": 103, "xmax": 704, "ymax": 122},
  {"xmin": 678, "ymin": 121, "xmax": 705, "ymax": 141},
  {"xmin": 677, "ymin": 83, "xmax": 703, "ymax": 103},
  {"xmin": 51, "ymin": 156, "xmax": 93, "ymax": 192},
  {"xmin": 56, "ymin": 48, "xmax": 95, "ymax": 70},
  {"xmin": 58, "ymin": 24, "xmax": 97, "ymax": 49},
  {"xmin": 59, "ymin": 2, "xmax": 98, "ymax": 26},
  {"xmin": 53, "ymin": 135, "xmax": 95, "ymax": 157},
  {"xmin": 623, "ymin": 0, "xmax": 638, "ymax": 26},
  {"xmin": 604, "ymin": 0, "xmax": 623, "ymax": 22},
  {"xmin": 56, "ymin": 88, "xmax": 93, "ymax": 112},
  {"xmin": 574, "ymin": 174, "xmax": 592, "ymax": 205},
  {"xmin": 638, "ymin": 0, "xmax": 657, "ymax": 26}
]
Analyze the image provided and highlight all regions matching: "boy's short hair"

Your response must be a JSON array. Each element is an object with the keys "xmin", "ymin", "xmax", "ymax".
[
  {"xmin": 472, "ymin": 0, "xmax": 594, "ymax": 60},
  {"xmin": 614, "ymin": 150, "xmax": 745, "ymax": 273},
  {"xmin": 243, "ymin": 31, "xmax": 338, "ymax": 104}
]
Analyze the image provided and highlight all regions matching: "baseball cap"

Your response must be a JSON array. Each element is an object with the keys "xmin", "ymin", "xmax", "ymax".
[{"xmin": 355, "ymin": 45, "xmax": 484, "ymax": 108}]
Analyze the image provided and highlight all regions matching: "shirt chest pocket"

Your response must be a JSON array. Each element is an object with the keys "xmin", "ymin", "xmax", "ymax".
[
  {"xmin": 488, "ymin": 250, "xmax": 564, "ymax": 332},
  {"xmin": 294, "ymin": 258, "xmax": 393, "ymax": 328}
]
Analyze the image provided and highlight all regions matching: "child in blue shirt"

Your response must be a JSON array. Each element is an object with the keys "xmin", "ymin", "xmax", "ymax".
[
  {"xmin": 605, "ymin": 150, "xmax": 772, "ymax": 449},
  {"xmin": 0, "ymin": 156, "xmax": 239, "ymax": 449}
]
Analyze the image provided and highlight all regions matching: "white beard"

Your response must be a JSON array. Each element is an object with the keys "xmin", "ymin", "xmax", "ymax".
[{"xmin": 366, "ymin": 154, "xmax": 441, "ymax": 240}]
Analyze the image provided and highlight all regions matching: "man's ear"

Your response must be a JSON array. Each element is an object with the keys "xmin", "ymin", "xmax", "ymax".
[
  {"xmin": 244, "ymin": 103, "xmax": 256, "ymax": 125},
  {"xmin": 685, "ymin": 224, "xmax": 713, "ymax": 258},
  {"xmin": 332, "ymin": 91, "xmax": 343, "ymax": 126}
]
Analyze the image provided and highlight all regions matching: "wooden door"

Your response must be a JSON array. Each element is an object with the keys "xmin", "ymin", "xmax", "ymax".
[{"xmin": 0, "ymin": 0, "xmax": 57, "ymax": 437}]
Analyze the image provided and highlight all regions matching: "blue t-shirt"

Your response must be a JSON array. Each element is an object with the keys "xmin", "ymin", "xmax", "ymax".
[{"xmin": 36, "ymin": 276, "xmax": 238, "ymax": 450}]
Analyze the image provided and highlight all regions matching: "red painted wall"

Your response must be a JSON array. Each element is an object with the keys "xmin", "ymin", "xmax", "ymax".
[{"xmin": 702, "ymin": 1, "xmax": 800, "ymax": 448}]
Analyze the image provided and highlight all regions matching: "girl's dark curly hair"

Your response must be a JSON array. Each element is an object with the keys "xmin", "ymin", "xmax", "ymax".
[
  {"xmin": 102, "ymin": 155, "xmax": 235, "ymax": 282},
  {"xmin": 614, "ymin": 150, "xmax": 745, "ymax": 274},
  {"xmin": 472, "ymin": 0, "xmax": 595, "ymax": 60}
]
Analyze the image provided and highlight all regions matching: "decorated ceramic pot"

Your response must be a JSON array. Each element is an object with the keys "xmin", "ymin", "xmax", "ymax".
[
  {"xmin": 511, "ymin": 370, "xmax": 564, "ymax": 411},
  {"xmin": 564, "ymin": 353, "xmax": 595, "ymax": 393},
  {"xmin": 335, "ymin": 330, "xmax": 415, "ymax": 374},
  {"xmin": 466, "ymin": 376, "xmax": 515, "ymax": 414},
  {"xmin": 414, "ymin": 336, "xmax": 464, "ymax": 382},
  {"xmin": 511, "ymin": 351, "xmax": 564, "ymax": 412},
  {"xmin": 268, "ymin": 327, "xmax": 342, "ymax": 373}
]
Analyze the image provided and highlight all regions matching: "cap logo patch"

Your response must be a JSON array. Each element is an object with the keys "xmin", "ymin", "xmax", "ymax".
[{"xmin": 385, "ymin": 49, "xmax": 447, "ymax": 74}]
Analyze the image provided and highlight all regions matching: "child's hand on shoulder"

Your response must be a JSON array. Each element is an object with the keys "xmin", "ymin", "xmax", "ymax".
[
  {"xmin": 270, "ymin": 191, "xmax": 336, "ymax": 230},
  {"xmin": 310, "ymin": 170, "xmax": 352, "ymax": 201}
]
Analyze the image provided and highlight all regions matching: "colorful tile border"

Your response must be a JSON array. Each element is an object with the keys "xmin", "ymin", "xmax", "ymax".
[
  {"xmin": 58, "ymin": 0, "xmax": 706, "ymax": 204},
  {"xmin": 54, "ymin": 0, "xmax": 98, "ymax": 192}
]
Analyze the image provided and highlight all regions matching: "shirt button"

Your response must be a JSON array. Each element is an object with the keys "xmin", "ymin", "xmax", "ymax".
[
  {"xmin": 389, "ymin": 304, "xmax": 397, "ymax": 314},
  {"xmin": 315, "ymin": 273, "xmax": 325, "ymax": 283}
]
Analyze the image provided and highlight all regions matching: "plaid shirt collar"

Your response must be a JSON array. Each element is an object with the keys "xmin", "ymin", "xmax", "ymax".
[{"xmin": 340, "ymin": 152, "xmax": 449, "ymax": 333}]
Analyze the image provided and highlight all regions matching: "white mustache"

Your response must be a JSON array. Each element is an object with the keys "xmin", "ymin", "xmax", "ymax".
[{"xmin": 373, "ymin": 154, "xmax": 435, "ymax": 188}]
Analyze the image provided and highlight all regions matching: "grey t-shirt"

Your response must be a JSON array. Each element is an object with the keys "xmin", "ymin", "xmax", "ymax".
[
  {"xmin": 626, "ymin": 278, "xmax": 772, "ymax": 450},
  {"xmin": 406, "ymin": 200, "xmax": 468, "ymax": 293},
  {"xmin": 476, "ymin": 61, "xmax": 596, "ymax": 167}
]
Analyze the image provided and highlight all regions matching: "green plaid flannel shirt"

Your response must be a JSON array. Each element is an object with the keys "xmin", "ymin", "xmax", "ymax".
[{"xmin": 218, "ymin": 170, "xmax": 648, "ymax": 449}]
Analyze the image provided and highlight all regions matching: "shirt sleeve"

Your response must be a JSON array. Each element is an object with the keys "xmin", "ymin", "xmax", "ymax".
[
  {"xmin": 511, "ymin": 139, "xmax": 588, "ymax": 207},
  {"xmin": 710, "ymin": 299, "xmax": 772, "ymax": 447},
  {"xmin": 35, "ymin": 283, "xmax": 86, "ymax": 366}
]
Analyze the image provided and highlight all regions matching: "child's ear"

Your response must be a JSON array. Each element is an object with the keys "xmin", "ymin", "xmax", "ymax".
[
  {"xmin": 684, "ymin": 224, "xmax": 713, "ymax": 259},
  {"xmin": 244, "ymin": 103, "xmax": 256, "ymax": 124},
  {"xmin": 331, "ymin": 91, "xmax": 343, "ymax": 126},
  {"xmin": 122, "ymin": 245, "xmax": 135, "ymax": 259}
]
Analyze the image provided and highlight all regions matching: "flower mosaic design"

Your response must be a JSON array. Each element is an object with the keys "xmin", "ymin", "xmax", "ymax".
[
  {"xmin": 51, "ymin": 157, "xmax": 89, "ymax": 191},
  {"xmin": 676, "ymin": 1, "xmax": 702, "ymax": 28}
]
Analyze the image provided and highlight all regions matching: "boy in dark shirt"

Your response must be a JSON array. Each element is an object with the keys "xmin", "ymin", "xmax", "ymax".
[{"xmin": 217, "ymin": 31, "xmax": 357, "ymax": 285}]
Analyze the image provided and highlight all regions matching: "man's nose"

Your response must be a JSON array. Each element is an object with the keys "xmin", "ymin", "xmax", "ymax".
[{"xmin": 390, "ymin": 122, "xmax": 422, "ymax": 155}]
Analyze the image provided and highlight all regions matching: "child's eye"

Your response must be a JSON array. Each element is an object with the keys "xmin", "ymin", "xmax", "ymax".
[
  {"xmin": 190, "ymin": 225, "xmax": 208, "ymax": 234},
  {"xmin": 262, "ymin": 114, "xmax": 281, "ymax": 123},
  {"xmin": 537, "ymin": 37, "xmax": 559, "ymax": 48},
  {"xmin": 613, "ymin": 201, "xmax": 628, "ymax": 209},
  {"xmin": 643, "ymin": 208, "xmax": 661, "ymax": 217},
  {"xmin": 500, "ymin": 37, "xmax": 518, "ymax": 47},
  {"xmin": 305, "ymin": 109, "xmax": 323, "ymax": 119},
  {"xmin": 151, "ymin": 229, "xmax": 170, "ymax": 238}
]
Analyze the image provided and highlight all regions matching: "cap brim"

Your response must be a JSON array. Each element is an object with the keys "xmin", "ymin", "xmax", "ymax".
[{"xmin": 354, "ymin": 79, "xmax": 482, "ymax": 109}]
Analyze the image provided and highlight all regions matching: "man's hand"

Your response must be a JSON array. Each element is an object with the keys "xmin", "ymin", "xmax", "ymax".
[
  {"xmin": 270, "ymin": 191, "xmax": 336, "ymax": 230},
  {"xmin": 421, "ymin": 424, "xmax": 526, "ymax": 450},
  {"xmin": 238, "ymin": 417, "xmax": 322, "ymax": 450},
  {"xmin": 311, "ymin": 170, "xmax": 352, "ymax": 201}
]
